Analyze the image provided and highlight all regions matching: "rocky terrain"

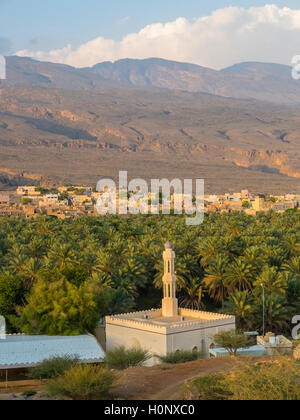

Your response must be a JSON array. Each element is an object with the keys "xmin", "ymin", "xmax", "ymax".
[
  {"xmin": 0, "ymin": 56, "xmax": 299, "ymax": 193},
  {"xmin": 2, "ymin": 56, "xmax": 300, "ymax": 105},
  {"xmin": 0, "ymin": 85, "xmax": 300, "ymax": 193}
]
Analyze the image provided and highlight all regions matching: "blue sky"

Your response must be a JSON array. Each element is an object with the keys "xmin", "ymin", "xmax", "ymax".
[{"xmin": 1, "ymin": 0, "xmax": 300, "ymax": 53}]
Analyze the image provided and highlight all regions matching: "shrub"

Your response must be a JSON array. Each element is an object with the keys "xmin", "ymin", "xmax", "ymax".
[
  {"xmin": 46, "ymin": 364, "xmax": 116, "ymax": 400},
  {"xmin": 105, "ymin": 346, "xmax": 151, "ymax": 370},
  {"xmin": 183, "ymin": 375, "xmax": 231, "ymax": 400},
  {"xmin": 183, "ymin": 357, "xmax": 300, "ymax": 401},
  {"xmin": 21, "ymin": 390, "xmax": 37, "ymax": 398},
  {"xmin": 28, "ymin": 355, "xmax": 80, "ymax": 380},
  {"xmin": 226, "ymin": 357, "xmax": 300, "ymax": 400},
  {"xmin": 157, "ymin": 350, "xmax": 203, "ymax": 365}
]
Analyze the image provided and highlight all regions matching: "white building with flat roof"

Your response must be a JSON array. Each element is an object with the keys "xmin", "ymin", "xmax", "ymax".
[{"xmin": 106, "ymin": 243, "xmax": 235, "ymax": 363}]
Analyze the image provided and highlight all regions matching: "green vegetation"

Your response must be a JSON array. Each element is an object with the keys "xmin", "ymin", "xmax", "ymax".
[
  {"xmin": 104, "ymin": 346, "xmax": 151, "ymax": 370},
  {"xmin": 46, "ymin": 365, "xmax": 116, "ymax": 400},
  {"xmin": 21, "ymin": 390, "xmax": 37, "ymax": 398},
  {"xmin": 213, "ymin": 329, "xmax": 252, "ymax": 356},
  {"xmin": 184, "ymin": 357, "xmax": 300, "ymax": 400},
  {"xmin": 35, "ymin": 187, "xmax": 59, "ymax": 195},
  {"xmin": 72, "ymin": 188, "xmax": 86, "ymax": 196},
  {"xmin": 183, "ymin": 374, "xmax": 230, "ymax": 400},
  {"xmin": 28, "ymin": 356, "xmax": 80, "ymax": 380},
  {"xmin": 20, "ymin": 198, "xmax": 33, "ymax": 205},
  {"xmin": 242, "ymin": 200, "xmax": 250, "ymax": 208},
  {"xmin": 59, "ymin": 192, "xmax": 69, "ymax": 201},
  {"xmin": 157, "ymin": 349, "xmax": 203, "ymax": 364},
  {"xmin": 0, "ymin": 211, "xmax": 299, "ymax": 335}
]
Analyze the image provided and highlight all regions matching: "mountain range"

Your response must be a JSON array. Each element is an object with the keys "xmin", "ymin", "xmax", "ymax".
[
  {"xmin": 0, "ymin": 56, "xmax": 300, "ymax": 193},
  {"xmin": 2, "ymin": 56, "xmax": 300, "ymax": 105}
]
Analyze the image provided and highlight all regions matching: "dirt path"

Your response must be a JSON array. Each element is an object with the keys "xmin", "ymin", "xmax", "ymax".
[{"xmin": 113, "ymin": 357, "xmax": 241, "ymax": 400}]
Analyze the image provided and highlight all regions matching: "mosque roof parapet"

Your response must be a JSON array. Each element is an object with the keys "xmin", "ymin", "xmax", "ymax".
[{"xmin": 106, "ymin": 308, "xmax": 235, "ymax": 335}]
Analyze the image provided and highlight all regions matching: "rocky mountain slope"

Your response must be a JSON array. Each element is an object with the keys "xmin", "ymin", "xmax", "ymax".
[
  {"xmin": 0, "ymin": 86, "xmax": 299, "ymax": 193},
  {"xmin": 1, "ymin": 56, "xmax": 300, "ymax": 105}
]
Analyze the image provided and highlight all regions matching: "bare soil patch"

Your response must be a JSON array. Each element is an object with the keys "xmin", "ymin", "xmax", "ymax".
[{"xmin": 112, "ymin": 357, "xmax": 258, "ymax": 400}]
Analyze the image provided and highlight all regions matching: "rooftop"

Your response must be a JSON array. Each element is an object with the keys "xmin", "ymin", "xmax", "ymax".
[
  {"xmin": 0, "ymin": 334, "xmax": 105, "ymax": 369},
  {"xmin": 107, "ymin": 308, "xmax": 235, "ymax": 334}
]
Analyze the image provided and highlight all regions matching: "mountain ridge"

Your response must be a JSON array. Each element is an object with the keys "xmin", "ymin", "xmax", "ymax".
[{"xmin": 1, "ymin": 56, "xmax": 299, "ymax": 105}]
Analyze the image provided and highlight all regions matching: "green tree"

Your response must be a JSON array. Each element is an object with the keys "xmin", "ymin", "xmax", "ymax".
[
  {"xmin": 213, "ymin": 329, "xmax": 252, "ymax": 356},
  {"xmin": 253, "ymin": 265, "xmax": 287, "ymax": 297},
  {"xmin": 204, "ymin": 255, "xmax": 230, "ymax": 305},
  {"xmin": 223, "ymin": 291, "xmax": 253, "ymax": 330},
  {"xmin": 225, "ymin": 258, "xmax": 254, "ymax": 292},
  {"xmin": 17, "ymin": 274, "xmax": 99, "ymax": 335}
]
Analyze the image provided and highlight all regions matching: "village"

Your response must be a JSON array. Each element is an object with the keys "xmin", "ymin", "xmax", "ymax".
[{"xmin": 0, "ymin": 186, "xmax": 299, "ymax": 219}]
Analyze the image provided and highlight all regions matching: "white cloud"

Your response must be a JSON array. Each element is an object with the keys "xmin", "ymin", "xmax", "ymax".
[
  {"xmin": 15, "ymin": 5, "xmax": 300, "ymax": 69},
  {"xmin": 118, "ymin": 16, "xmax": 130, "ymax": 25}
]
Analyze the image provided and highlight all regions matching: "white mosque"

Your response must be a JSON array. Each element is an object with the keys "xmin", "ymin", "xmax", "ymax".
[{"xmin": 106, "ymin": 242, "xmax": 235, "ymax": 363}]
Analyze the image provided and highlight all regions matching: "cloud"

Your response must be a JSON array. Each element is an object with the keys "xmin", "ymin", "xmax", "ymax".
[
  {"xmin": 15, "ymin": 5, "xmax": 300, "ymax": 69},
  {"xmin": 118, "ymin": 16, "xmax": 130, "ymax": 25},
  {"xmin": 0, "ymin": 37, "xmax": 13, "ymax": 55}
]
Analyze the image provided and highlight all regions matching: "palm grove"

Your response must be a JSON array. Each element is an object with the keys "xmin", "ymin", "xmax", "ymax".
[{"xmin": 0, "ymin": 210, "xmax": 299, "ymax": 336}]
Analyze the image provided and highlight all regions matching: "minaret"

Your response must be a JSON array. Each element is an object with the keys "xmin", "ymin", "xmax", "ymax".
[{"xmin": 162, "ymin": 242, "xmax": 178, "ymax": 317}]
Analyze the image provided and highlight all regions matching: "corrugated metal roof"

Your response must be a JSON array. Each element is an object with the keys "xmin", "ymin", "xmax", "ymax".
[{"xmin": 0, "ymin": 335, "xmax": 105, "ymax": 369}]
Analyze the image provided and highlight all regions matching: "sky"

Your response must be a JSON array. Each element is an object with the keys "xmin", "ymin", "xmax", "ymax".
[{"xmin": 1, "ymin": 1, "xmax": 300, "ymax": 69}]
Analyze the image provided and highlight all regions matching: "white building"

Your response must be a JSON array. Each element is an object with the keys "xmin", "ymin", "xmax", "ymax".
[{"xmin": 106, "ymin": 243, "xmax": 235, "ymax": 364}]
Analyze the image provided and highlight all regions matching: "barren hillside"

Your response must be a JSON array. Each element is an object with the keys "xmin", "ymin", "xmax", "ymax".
[{"xmin": 0, "ymin": 87, "xmax": 300, "ymax": 193}]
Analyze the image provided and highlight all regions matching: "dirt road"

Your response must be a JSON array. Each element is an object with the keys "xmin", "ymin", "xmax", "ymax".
[{"xmin": 113, "ymin": 357, "xmax": 241, "ymax": 400}]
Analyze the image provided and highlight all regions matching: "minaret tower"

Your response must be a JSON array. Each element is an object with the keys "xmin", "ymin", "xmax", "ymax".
[{"xmin": 162, "ymin": 242, "xmax": 178, "ymax": 317}]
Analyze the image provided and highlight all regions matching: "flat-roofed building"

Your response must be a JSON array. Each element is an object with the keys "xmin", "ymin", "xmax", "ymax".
[
  {"xmin": 0, "ymin": 334, "xmax": 104, "ymax": 371},
  {"xmin": 16, "ymin": 186, "xmax": 41, "ymax": 197},
  {"xmin": 106, "ymin": 243, "xmax": 235, "ymax": 365},
  {"xmin": 0, "ymin": 194, "xmax": 9, "ymax": 206}
]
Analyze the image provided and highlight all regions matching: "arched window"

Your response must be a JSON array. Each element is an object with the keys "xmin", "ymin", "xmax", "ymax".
[{"xmin": 192, "ymin": 346, "xmax": 198, "ymax": 353}]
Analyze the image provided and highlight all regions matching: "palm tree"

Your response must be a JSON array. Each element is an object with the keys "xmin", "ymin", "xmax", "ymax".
[
  {"xmin": 253, "ymin": 265, "xmax": 287, "ymax": 297},
  {"xmin": 283, "ymin": 257, "xmax": 300, "ymax": 280},
  {"xmin": 8, "ymin": 251, "xmax": 27, "ymax": 275},
  {"xmin": 36, "ymin": 218, "xmax": 55, "ymax": 235},
  {"xmin": 243, "ymin": 246, "xmax": 266, "ymax": 274},
  {"xmin": 253, "ymin": 294, "xmax": 291, "ymax": 333},
  {"xmin": 94, "ymin": 250, "xmax": 114, "ymax": 280},
  {"xmin": 20, "ymin": 258, "xmax": 43, "ymax": 289},
  {"xmin": 46, "ymin": 243, "xmax": 77, "ymax": 269},
  {"xmin": 225, "ymin": 258, "xmax": 254, "ymax": 292},
  {"xmin": 284, "ymin": 235, "xmax": 300, "ymax": 259},
  {"xmin": 197, "ymin": 238, "xmax": 219, "ymax": 268},
  {"xmin": 220, "ymin": 235, "xmax": 244, "ymax": 259},
  {"xmin": 26, "ymin": 238, "xmax": 47, "ymax": 259},
  {"xmin": 179, "ymin": 278, "xmax": 205, "ymax": 310},
  {"xmin": 203, "ymin": 254, "xmax": 230, "ymax": 305},
  {"xmin": 223, "ymin": 290, "xmax": 253, "ymax": 330}
]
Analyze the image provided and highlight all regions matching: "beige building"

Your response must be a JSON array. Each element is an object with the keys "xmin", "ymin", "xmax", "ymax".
[
  {"xmin": 106, "ymin": 243, "xmax": 235, "ymax": 363},
  {"xmin": 0, "ymin": 194, "xmax": 9, "ymax": 206},
  {"xmin": 16, "ymin": 186, "xmax": 41, "ymax": 197},
  {"xmin": 70, "ymin": 194, "xmax": 93, "ymax": 206}
]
